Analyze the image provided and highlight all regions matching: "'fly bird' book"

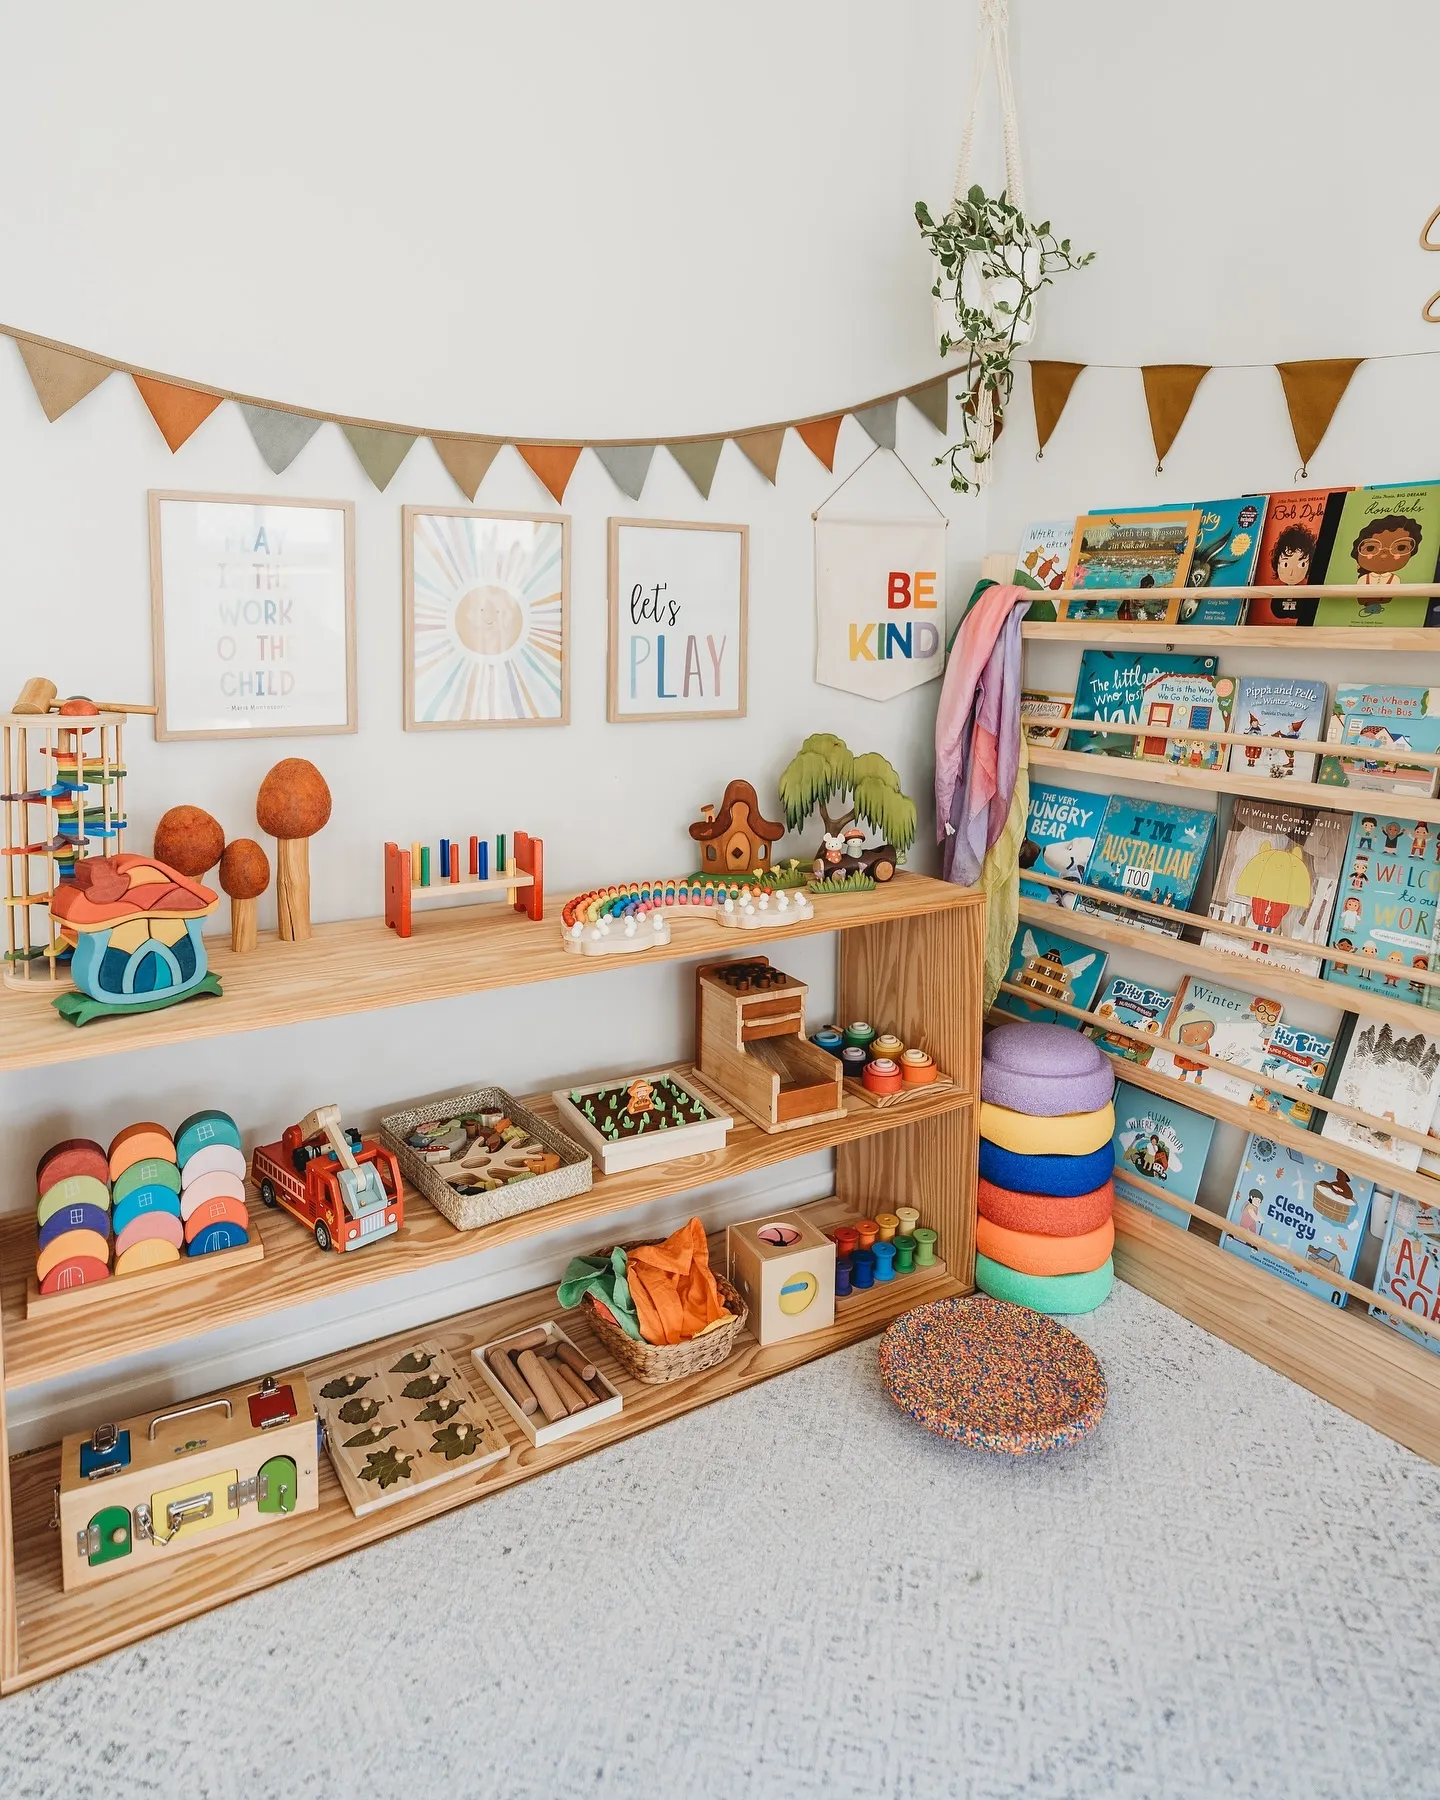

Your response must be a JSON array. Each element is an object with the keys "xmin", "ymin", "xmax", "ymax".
[
  {"xmin": 1225, "ymin": 677, "xmax": 1327, "ymax": 783},
  {"xmin": 1111, "ymin": 1080, "xmax": 1215, "ymax": 1230},
  {"xmin": 1200, "ymin": 799, "xmax": 1349, "ymax": 977},
  {"xmin": 1222, "ymin": 1134, "xmax": 1373, "ymax": 1306},
  {"xmin": 1251, "ymin": 1024, "xmax": 1334, "ymax": 1129}
]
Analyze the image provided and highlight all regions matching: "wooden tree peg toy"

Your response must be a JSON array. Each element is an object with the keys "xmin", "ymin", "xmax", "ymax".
[
  {"xmin": 153, "ymin": 806, "xmax": 224, "ymax": 881},
  {"xmin": 256, "ymin": 759, "xmax": 331, "ymax": 942},
  {"xmin": 219, "ymin": 839, "xmax": 271, "ymax": 953},
  {"xmin": 778, "ymin": 734, "xmax": 917, "ymax": 888}
]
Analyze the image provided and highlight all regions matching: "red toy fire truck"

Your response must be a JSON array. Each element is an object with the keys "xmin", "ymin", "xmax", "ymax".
[{"xmin": 250, "ymin": 1105, "xmax": 403, "ymax": 1254}]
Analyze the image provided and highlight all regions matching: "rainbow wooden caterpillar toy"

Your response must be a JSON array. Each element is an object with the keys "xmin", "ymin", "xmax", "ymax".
[{"xmin": 561, "ymin": 876, "xmax": 814, "ymax": 957}]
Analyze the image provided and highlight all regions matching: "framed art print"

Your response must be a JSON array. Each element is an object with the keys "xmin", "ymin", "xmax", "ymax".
[
  {"xmin": 607, "ymin": 518, "xmax": 748, "ymax": 722},
  {"xmin": 150, "ymin": 492, "xmax": 356, "ymax": 741},
  {"xmin": 403, "ymin": 506, "xmax": 570, "ymax": 729}
]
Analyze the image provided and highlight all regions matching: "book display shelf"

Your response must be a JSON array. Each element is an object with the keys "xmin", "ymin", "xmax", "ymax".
[
  {"xmin": 0, "ymin": 873, "xmax": 983, "ymax": 1690},
  {"xmin": 1016, "ymin": 600, "xmax": 1440, "ymax": 1464}
]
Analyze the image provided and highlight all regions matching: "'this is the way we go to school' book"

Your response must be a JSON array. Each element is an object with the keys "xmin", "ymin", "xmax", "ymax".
[
  {"xmin": 1111, "ymin": 1080, "xmax": 1215, "ymax": 1230},
  {"xmin": 1069, "ymin": 650, "xmax": 1219, "ymax": 756},
  {"xmin": 1133, "ymin": 671, "xmax": 1236, "ymax": 770}
]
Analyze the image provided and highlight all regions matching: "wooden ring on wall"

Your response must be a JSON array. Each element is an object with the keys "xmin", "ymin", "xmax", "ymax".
[
  {"xmin": 1421, "ymin": 204, "xmax": 1440, "ymax": 251},
  {"xmin": 1424, "ymin": 287, "xmax": 1440, "ymax": 325}
]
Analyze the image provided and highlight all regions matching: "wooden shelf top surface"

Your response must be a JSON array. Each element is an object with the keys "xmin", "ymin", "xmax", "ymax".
[
  {"xmin": 1022, "ymin": 622, "xmax": 1436, "ymax": 650},
  {"xmin": 5, "ymin": 1197, "xmax": 963, "ymax": 1690},
  {"xmin": 0, "ymin": 1069, "xmax": 972, "ymax": 1392},
  {"xmin": 0, "ymin": 871, "xmax": 977, "ymax": 1075}
]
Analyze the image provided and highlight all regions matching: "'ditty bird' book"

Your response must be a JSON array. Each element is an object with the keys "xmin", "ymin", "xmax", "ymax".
[{"xmin": 1083, "ymin": 975, "xmax": 1177, "ymax": 1065}]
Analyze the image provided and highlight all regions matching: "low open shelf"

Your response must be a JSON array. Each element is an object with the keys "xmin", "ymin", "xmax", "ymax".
[{"xmin": 4, "ymin": 1196, "xmax": 961, "ymax": 1690}]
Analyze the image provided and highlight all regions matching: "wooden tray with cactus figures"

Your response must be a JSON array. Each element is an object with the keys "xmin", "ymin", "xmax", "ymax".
[{"xmin": 551, "ymin": 1068, "xmax": 733, "ymax": 1175}]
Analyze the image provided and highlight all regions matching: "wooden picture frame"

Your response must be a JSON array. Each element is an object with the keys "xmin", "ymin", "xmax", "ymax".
[
  {"xmin": 402, "ymin": 506, "xmax": 571, "ymax": 731},
  {"xmin": 150, "ymin": 491, "xmax": 357, "ymax": 742},
  {"xmin": 607, "ymin": 518, "xmax": 748, "ymax": 723}
]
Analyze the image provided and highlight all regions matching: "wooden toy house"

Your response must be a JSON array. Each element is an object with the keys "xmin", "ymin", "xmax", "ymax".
[
  {"xmin": 695, "ymin": 957, "xmax": 845, "ymax": 1133},
  {"xmin": 688, "ymin": 779, "xmax": 784, "ymax": 876}
]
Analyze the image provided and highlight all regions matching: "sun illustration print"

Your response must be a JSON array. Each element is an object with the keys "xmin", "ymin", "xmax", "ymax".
[{"xmin": 409, "ymin": 512, "xmax": 567, "ymax": 725}]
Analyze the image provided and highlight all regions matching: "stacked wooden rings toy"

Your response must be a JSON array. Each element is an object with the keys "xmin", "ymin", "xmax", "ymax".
[
  {"xmin": 812, "ymin": 1019, "xmax": 940, "ymax": 1093},
  {"xmin": 36, "ymin": 1139, "xmax": 112, "ymax": 1294},
  {"xmin": 177, "ymin": 1110, "xmax": 251, "ymax": 1257}
]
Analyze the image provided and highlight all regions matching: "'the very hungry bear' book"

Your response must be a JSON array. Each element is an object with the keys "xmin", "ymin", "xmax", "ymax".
[{"xmin": 1019, "ymin": 784, "xmax": 1104, "ymax": 904}]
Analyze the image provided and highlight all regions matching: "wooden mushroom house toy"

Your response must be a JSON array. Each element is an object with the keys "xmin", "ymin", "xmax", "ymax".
[
  {"xmin": 219, "ymin": 838, "xmax": 271, "ymax": 953},
  {"xmin": 255, "ymin": 759, "xmax": 331, "ymax": 943}
]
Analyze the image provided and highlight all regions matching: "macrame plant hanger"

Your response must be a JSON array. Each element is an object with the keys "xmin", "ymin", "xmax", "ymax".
[{"xmin": 943, "ymin": 0, "xmax": 1028, "ymax": 490}]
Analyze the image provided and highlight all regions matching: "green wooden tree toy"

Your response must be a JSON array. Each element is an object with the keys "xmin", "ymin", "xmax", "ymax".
[{"xmin": 778, "ymin": 734, "xmax": 917, "ymax": 890}]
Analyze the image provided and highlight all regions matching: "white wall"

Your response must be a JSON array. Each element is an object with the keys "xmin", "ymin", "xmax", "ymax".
[{"xmin": 0, "ymin": 2, "xmax": 988, "ymax": 1444}]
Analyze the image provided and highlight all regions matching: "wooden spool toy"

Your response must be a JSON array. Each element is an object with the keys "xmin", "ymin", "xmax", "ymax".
[{"xmin": 383, "ymin": 830, "xmax": 543, "ymax": 937}]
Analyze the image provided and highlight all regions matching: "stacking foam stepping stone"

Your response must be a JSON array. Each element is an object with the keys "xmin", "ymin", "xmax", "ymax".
[
  {"xmin": 176, "ymin": 1110, "xmax": 249, "ymax": 1257},
  {"xmin": 976, "ymin": 1023, "xmax": 1117, "ymax": 1316},
  {"xmin": 35, "ymin": 1138, "xmax": 111, "ymax": 1294},
  {"xmin": 109, "ymin": 1126, "xmax": 181, "ymax": 1277}
]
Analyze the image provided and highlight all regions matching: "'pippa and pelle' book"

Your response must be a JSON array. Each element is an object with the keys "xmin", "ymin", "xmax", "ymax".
[
  {"xmin": 1111, "ymin": 1080, "xmax": 1215, "ymax": 1230},
  {"xmin": 1226, "ymin": 677, "xmax": 1327, "ymax": 783},
  {"xmin": 1222, "ymin": 1134, "xmax": 1373, "ymax": 1306},
  {"xmin": 1200, "ymin": 799, "xmax": 1349, "ymax": 977}
]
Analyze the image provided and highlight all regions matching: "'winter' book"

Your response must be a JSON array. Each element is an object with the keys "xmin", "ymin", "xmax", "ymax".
[
  {"xmin": 994, "ymin": 924, "xmax": 1108, "ymax": 1030},
  {"xmin": 1149, "ymin": 975, "xmax": 1284, "ymax": 1106},
  {"xmin": 1321, "ymin": 1018, "xmax": 1440, "ymax": 1173},
  {"xmin": 1246, "ymin": 488, "xmax": 1349, "ymax": 626},
  {"xmin": 1084, "ymin": 976, "xmax": 1176, "ymax": 1065},
  {"xmin": 1324, "ymin": 810, "xmax": 1440, "ymax": 1009},
  {"xmin": 1222, "ymin": 1134, "xmax": 1373, "ymax": 1305},
  {"xmin": 1069, "ymin": 650, "xmax": 1219, "ymax": 756},
  {"xmin": 1318, "ymin": 685, "xmax": 1440, "ymax": 800},
  {"xmin": 1315, "ymin": 482, "xmax": 1440, "ymax": 626},
  {"xmin": 1133, "ymin": 671, "xmax": 1236, "ymax": 769},
  {"xmin": 1059, "ymin": 511, "xmax": 1201, "ymax": 620},
  {"xmin": 1251, "ymin": 1024, "xmax": 1334, "ymax": 1129},
  {"xmin": 1111, "ymin": 1080, "xmax": 1215, "ymax": 1230},
  {"xmin": 1371, "ymin": 1195, "xmax": 1440, "ymax": 1352},
  {"xmin": 1200, "ymin": 799, "xmax": 1349, "ymax": 977},
  {"xmin": 1225, "ymin": 677, "xmax": 1327, "ymax": 783},
  {"xmin": 1082, "ymin": 795, "xmax": 1215, "ymax": 936},
  {"xmin": 1019, "ymin": 784, "xmax": 1105, "ymax": 904}
]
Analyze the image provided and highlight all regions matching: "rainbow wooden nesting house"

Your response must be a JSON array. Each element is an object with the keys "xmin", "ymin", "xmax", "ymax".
[{"xmin": 49, "ymin": 854, "xmax": 222, "ymax": 1027}]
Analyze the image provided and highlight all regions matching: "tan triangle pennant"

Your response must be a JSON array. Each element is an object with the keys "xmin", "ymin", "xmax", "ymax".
[
  {"xmin": 517, "ymin": 444, "xmax": 583, "ymax": 503},
  {"xmin": 853, "ymin": 400, "xmax": 897, "ymax": 451},
  {"xmin": 1029, "ymin": 361, "xmax": 1085, "ymax": 455},
  {"xmin": 133, "ymin": 376, "xmax": 224, "ymax": 452},
  {"xmin": 1276, "ymin": 358, "xmax": 1364, "ymax": 474},
  {"xmin": 239, "ymin": 405, "xmax": 323, "ymax": 474},
  {"xmin": 669, "ymin": 439, "xmax": 724, "ymax": 498},
  {"xmin": 432, "ymin": 435, "xmax": 502, "ymax": 500},
  {"xmin": 908, "ymin": 378, "xmax": 950, "ymax": 432},
  {"xmin": 1140, "ymin": 365, "xmax": 1210, "ymax": 470},
  {"xmin": 342, "ymin": 425, "xmax": 417, "ymax": 490},
  {"xmin": 796, "ymin": 415, "xmax": 843, "ymax": 471},
  {"xmin": 15, "ymin": 339, "xmax": 112, "ymax": 421},
  {"xmin": 734, "ymin": 429, "xmax": 786, "ymax": 484}
]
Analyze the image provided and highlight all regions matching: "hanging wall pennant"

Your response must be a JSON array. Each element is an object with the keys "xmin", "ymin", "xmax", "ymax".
[
  {"xmin": 342, "ymin": 425, "xmax": 417, "ymax": 491},
  {"xmin": 607, "ymin": 518, "xmax": 747, "ymax": 722},
  {"xmin": 734, "ymin": 429, "xmax": 786, "ymax": 483},
  {"xmin": 909, "ymin": 378, "xmax": 950, "ymax": 432},
  {"xmin": 134, "ymin": 376, "xmax": 224, "ymax": 452},
  {"xmin": 814, "ymin": 517, "xmax": 947, "ymax": 700},
  {"xmin": 853, "ymin": 399, "xmax": 898, "ymax": 451},
  {"xmin": 432, "ymin": 436, "xmax": 502, "ymax": 501},
  {"xmin": 669, "ymin": 439, "xmax": 724, "ymax": 499},
  {"xmin": 1029, "ymin": 361, "xmax": 1085, "ymax": 455},
  {"xmin": 1275, "ymin": 358, "xmax": 1363, "ymax": 474},
  {"xmin": 1140, "ymin": 364, "xmax": 1210, "ymax": 470},
  {"xmin": 240, "ymin": 405, "xmax": 324, "ymax": 474},
  {"xmin": 796, "ymin": 415, "xmax": 844, "ymax": 471},
  {"xmin": 518, "ymin": 444, "xmax": 583, "ymax": 503},
  {"xmin": 15, "ymin": 340, "xmax": 112, "ymax": 422},
  {"xmin": 593, "ymin": 445, "xmax": 655, "ymax": 501}
]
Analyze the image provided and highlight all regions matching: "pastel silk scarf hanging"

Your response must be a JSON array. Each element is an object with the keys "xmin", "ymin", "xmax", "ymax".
[{"xmin": 624, "ymin": 1218, "xmax": 730, "ymax": 1347}]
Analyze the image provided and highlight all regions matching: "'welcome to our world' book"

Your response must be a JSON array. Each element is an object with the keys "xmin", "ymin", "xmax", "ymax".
[
  {"xmin": 1316, "ymin": 482, "xmax": 1440, "ymax": 626},
  {"xmin": 1148, "ymin": 975, "xmax": 1284, "ymax": 1106},
  {"xmin": 1084, "ymin": 976, "xmax": 1176, "ymax": 1064},
  {"xmin": 1019, "ymin": 784, "xmax": 1105, "ymax": 904},
  {"xmin": 1201, "ymin": 799, "xmax": 1349, "ymax": 977},
  {"xmin": 1111, "ymin": 1080, "xmax": 1215, "ymax": 1230},
  {"xmin": 1324, "ymin": 809, "xmax": 1440, "ymax": 1009},
  {"xmin": 1082, "ymin": 795, "xmax": 1215, "ymax": 936},
  {"xmin": 1069, "ymin": 650, "xmax": 1219, "ymax": 756},
  {"xmin": 1318, "ymin": 685, "xmax": 1440, "ymax": 800},
  {"xmin": 1371, "ymin": 1195, "xmax": 1440, "ymax": 1352},
  {"xmin": 1223, "ymin": 1134, "xmax": 1373, "ymax": 1306},
  {"xmin": 1225, "ymin": 677, "xmax": 1327, "ymax": 783},
  {"xmin": 994, "ymin": 924, "xmax": 1107, "ymax": 1030}
]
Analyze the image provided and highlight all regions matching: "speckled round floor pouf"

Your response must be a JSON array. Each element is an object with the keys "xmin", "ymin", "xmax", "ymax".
[{"xmin": 878, "ymin": 1294, "xmax": 1107, "ymax": 1453}]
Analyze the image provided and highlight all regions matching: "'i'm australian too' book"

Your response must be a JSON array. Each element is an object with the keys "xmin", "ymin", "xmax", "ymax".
[{"xmin": 1081, "ymin": 796, "xmax": 1215, "ymax": 937}]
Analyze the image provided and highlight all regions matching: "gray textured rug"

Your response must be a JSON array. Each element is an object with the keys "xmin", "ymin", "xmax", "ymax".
[{"xmin": 1, "ymin": 1282, "xmax": 1434, "ymax": 1800}]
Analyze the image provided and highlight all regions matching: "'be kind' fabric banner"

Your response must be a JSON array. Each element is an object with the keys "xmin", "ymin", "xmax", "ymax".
[{"xmin": 814, "ymin": 517, "xmax": 946, "ymax": 700}]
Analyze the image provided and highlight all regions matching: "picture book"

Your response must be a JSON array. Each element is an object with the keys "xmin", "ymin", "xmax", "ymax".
[
  {"xmin": 1371, "ymin": 1194, "xmax": 1440, "ymax": 1352},
  {"xmin": 1083, "ymin": 975, "xmax": 1177, "ymax": 1064},
  {"xmin": 1013, "ymin": 520, "xmax": 1074, "ymax": 598},
  {"xmin": 1018, "ymin": 783, "xmax": 1105, "ymax": 904},
  {"xmin": 1318, "ymin": 685, "xmax": 1440, "ymax": 799},
  {"xmin": 1133, "ymin": 671, "xmax": 1236, "ymax": 769},
  {"xmin": 1176, "ymin": 495, "xmax": 1267, "ymax": 625},
  {"xmin": 1111, "ymin": 1079, "xmax": 1215, "ymax": 1230},
  {"xmin": 1020, "ymin": 689, "xmax": 1073, "ymax": 749},
  {"xmin": 1200, "ymin": 799, "xmax": 1348, "ymax": 977},
  {"xmin": 994, "ymin": 924, "xmax": 1108, "ymax": 1029},
  {"xmin": 1315, "ymin": 482, "xmax": 1440, "ymax": 626},
  {"xmin": 1324, "ymin": 809, "xmax": 1440, "ymax": 1009},
  {"xmin": 1058, "ymin": 510, "xmax": 1201, "ymax": 620},
  {"xmin": 1082, "ymin": 795, "xmax": 1215, "ymax": 936},
  {"xmin": 1069, "ymin": 650, "xmax": 1219, "ymax": 756},
  {"xmin": 1222, "ymin": 1134, "xmax": 1373, "ymax": 1306},
  {"xmin": 1247, "ymin": 488, "xmax": 1349, "ymax": 626},
  {"xmin": 1251, "ymin": 1024, "xmax": 1334, "ymax": 1129},
  {"xmin": 1149, "ymin": 975, "xmax": 1284, "ymax": 1106},
  {"xmin": 1225, "ymin": 677, "xmax": 1327, "ymax": 783},
  {"xmin": 1321, "ymin": 1018, "xmax": 1440, "ymax": 1172}
]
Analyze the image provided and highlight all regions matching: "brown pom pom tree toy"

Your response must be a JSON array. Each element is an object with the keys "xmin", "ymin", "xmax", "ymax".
[
  {"xmin": 152, "ymin": 805, "xmax": 224, "ymax": 879},
  {"xmin": 256, "ymin": 759, "xmax": 331, "ymax": 943},
  {"xmin": 219, "ymin": 839, "xmax": 271, "ymax": 953}
]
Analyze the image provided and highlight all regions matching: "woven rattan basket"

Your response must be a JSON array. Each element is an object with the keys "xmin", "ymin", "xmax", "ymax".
[{"xmin": 584, "ymin": 1267, "xmax": 748, "ymax": 1385}]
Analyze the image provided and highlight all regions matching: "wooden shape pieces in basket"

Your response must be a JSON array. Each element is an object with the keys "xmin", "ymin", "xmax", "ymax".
[{"xmin": 405, "ymin": 1110, "xmax": 562, "ymax": 1198}]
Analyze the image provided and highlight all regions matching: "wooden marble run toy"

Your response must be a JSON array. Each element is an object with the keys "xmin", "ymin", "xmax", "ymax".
[
  {"xmin": 2, "ymin": 690, "xmax": 152, "ymax": 990},
  {"xmin": 473, "ymin": 1319, "xmax": 623, "ymax": 1447},
  {"xmin": 695, "ymin": 957, "xmax": 845, "ymax": 1134},
  {"xmin": 384, "ymin": 829, "xmax": 543, "ymax": 937},
  {"xmin": 561, "ymin": 873, "xmax": 813, "ymax": 956},
  {"xmin": 726, "ymin": 1211, "xmax": 837, "ymax": 1346},
  {"xmin": 250, "ymin": 1104, "xmax": 403, "ymax": 1254},
  {"xmin": 829, "ymin": 1210, "xmax": 938, "ymax": 1297},
  {"xmin": 58, "ymin": 1370, "xmax": 318, "ymax": 1591}
]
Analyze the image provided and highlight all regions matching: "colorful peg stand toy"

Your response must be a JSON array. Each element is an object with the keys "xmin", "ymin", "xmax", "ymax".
[
  {"xmin": 828, "ymin": 1211, "xmax": 938, "ymax": 1303},
  {"xmin": 384, "ymin": 830, "xmax": 543, "ymax": 937},
  {"xmin": 725, "ymin": 1212, "xmax": 837, "ymax": 1347},
  {"xmin": 872, "ymin": 1241, "xmax": 897, "ymax": 1282}
]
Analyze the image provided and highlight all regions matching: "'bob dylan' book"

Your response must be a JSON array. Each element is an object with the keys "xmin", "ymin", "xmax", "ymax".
[
  {"xmin": 994, "ymin": 924, "xmax": 1107, "ymax": 1030},
  {"xmin": 1200, "ymin": 799, "xmax": 1348, "ymax": 977},
  {"xmin": 1148, "ymin": 975, "xmax": 1284, "ymax": 1107},
  {"xmin": 1318, "ymin": 685, "xmax": 1440, "ymax": 800},
  {"xmin": 1082, "ymin": 795, "xmax": 1215, "ymax": 936},
  {"xmin": 1315, "ymin": 482, "xmax": 1440, "ymax": 626},
  {"xmin": 1019, "ymin": 784, "xmax": 1104, "ymax": 904},
  {"xmin": 1083, "ymin": 976, "xmax": 1176, "ymax": 1065},
  {"xmin": 1324, "ymin": 810, "xmax": 1440, "ymax": 1009},
  {"xmin": 1111, "ymin": 1080, "xmax": 1215, "ymax": 1229},
  {"xmin": 1176, "ymin": 495, "xmax": 1267, "ymax": 625},
  {"xmin": 1222, "ymin": 1134, "xmax": 1373, "ymax": 1306},
  {"xmin": 1069, "ymin": 651, "xmax": 1218, "ymax": 756},
  {"xmin": 1058, "ymin": 511, "xmax": 1201, "ymax": 620},
  {"xmin": 1371, "ymin": 1195, "xmax": 1440, "ymax": 1352},
  {"xmin": 1246, "ymin": 488, "xmax": 1349, "ymax": 626},
  {"xmin": 1226, "ymin": 677, "xmax": 1327, "ymax": 783}
]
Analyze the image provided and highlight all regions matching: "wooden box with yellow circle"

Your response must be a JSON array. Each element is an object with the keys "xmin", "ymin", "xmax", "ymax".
[
  {"xmin": 57, "ymin": 1370, "xmax": 319, "ymax": 1591},
  {"xmin": 726, "ymin": 1211, "xmax": 836, "ymax": 1346}
]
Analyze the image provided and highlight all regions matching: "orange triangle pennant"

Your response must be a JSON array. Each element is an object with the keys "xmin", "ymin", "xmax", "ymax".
[
  {"xmin": 1275, "ymin": 359, "xmax": 1364, "ymax": 474},
  {"xmin": 518, "ymin": 444, "xmax": 583, "ymax": 503},
  {"xmin": 133, "ymin": 376, "xmax": 224, "ymax": 452},
  {"xmin": 796, "ymin": 415, "xmax": 843, "ymax": 471},
  {"xmin": 1029, "ymin": 361, "xmax": 1085, "ymax": 455},
  {"xmin": 1140, "ymin": 365, "xmax": 1210, "ymax": 470},
  {"xmin": 15, "ymin": 340, "xmax": 112, "ymax": 422}
]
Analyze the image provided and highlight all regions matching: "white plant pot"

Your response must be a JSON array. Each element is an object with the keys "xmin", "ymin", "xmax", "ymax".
[{"xmin": 931, "ymin": 245, "xmax": 1041, "ymax": 351}]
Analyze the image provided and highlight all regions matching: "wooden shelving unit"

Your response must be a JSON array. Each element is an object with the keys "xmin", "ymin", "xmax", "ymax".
[
  {"xmin": 1017, "ymin": 597, "xmax": 1440, "ymax": 1461},
  {"xmin": 0, "ymin": 871, "xmax": 984, "ymax": 1690}
]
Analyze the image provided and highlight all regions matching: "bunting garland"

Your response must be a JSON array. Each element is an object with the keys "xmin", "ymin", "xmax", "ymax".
[{"xmin": 0, "ymin": 320, "xmax": 1430, "ymax": 505}]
